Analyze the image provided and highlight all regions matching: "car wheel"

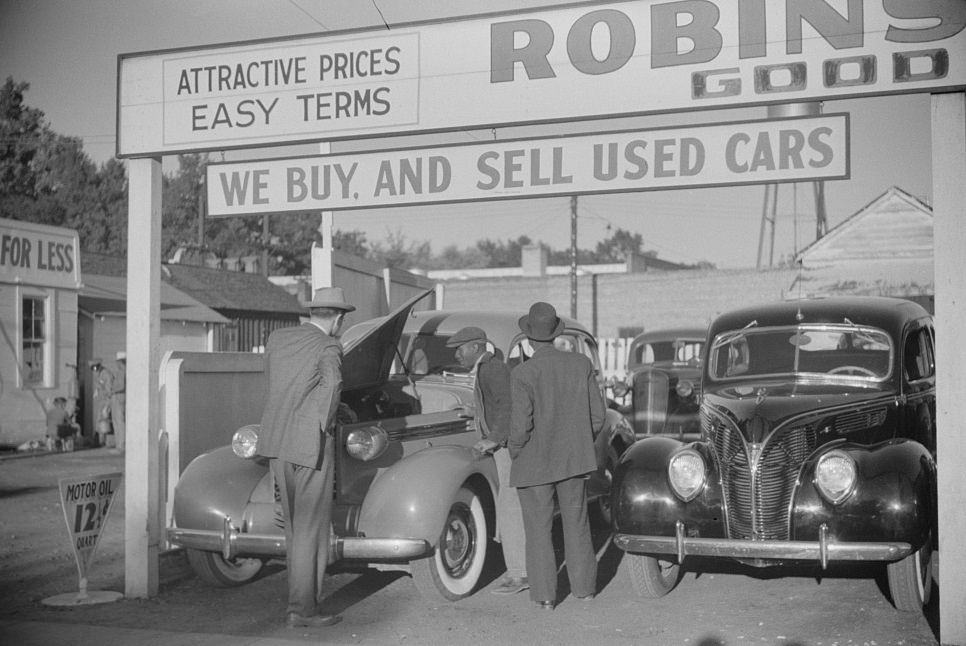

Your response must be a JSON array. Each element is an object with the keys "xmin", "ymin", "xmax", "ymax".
[
  {"xmin": 411, "ymin": 485, "xmax": 488, "ymax": 602},
  {"xmin": 186, "ymin": 548, "xmax": 264, "ymax": 587},
  {"xmin": 625, "ymin": 553, "xmax": 681, "ymax": 598},
  {"xmin": 887, "ymin": 536, "xmax": 934, "ymax": 612}
]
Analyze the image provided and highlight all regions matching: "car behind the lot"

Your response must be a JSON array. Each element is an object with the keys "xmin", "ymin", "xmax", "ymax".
[
  {"xmin": 168, "ymin": 292, "xmax": 634, "ymax": 601},
  {"xmin": 612, "ymin": 296, "xmax": 937, "ymax": 614},
  {"xmin": 613, "ymin": 327, "xmax": 706, "ymax": 441}
]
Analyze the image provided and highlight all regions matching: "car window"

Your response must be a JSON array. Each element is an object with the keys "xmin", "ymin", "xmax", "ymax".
[
  {"xmin": 505, "ymin": 332, "xmax": 599, "ymax": 374},
  {"xmin": 629, "ymin": 338, "xmax": 704, "ymax": 366},
  {"xmin": 400, "ymin": 333, "xmax": 470, "ymax": 375},
  {"xmin": 904, "ymin": 326, "xmax": 935, "ymax": 381},
  {"xmin": 709, "ymin": 325, "xmax": 893, "ymax": 381}
]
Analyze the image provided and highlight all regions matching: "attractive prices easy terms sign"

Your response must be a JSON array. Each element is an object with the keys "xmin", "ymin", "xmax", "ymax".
[
  {"xmin": 117, "ymin": 0, "xmax": 965, "ymax": 158},
  {"xmin": 206, "ymin": 114, "xmax": 848, "ymax": 216}
]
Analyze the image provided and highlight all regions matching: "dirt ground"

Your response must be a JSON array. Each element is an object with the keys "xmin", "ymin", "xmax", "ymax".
[{"xmin": 0, "ymin": 448, "xmax": 941, "ymax": 645}]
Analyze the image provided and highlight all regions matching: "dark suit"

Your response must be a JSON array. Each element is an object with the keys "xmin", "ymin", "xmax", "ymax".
[
  {"xmin": 259, "ymin": 323, "xmax": 342, "ymax": 617},
  {"xmin": 508, "ymin": 344, "xmax": 605, "ymax": 603}
]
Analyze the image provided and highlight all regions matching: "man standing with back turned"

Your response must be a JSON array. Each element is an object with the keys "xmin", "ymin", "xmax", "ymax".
[
  {"xmin": 258, "ymin": 287, "xmax": 354, "ymax": 628},
  {"xmin": 509, "ymin": 302, "xmax": 605, "ymax": 610},
  {"xmin": 446, "ymin": 326, "xmax": 528, "ymax": 595}
]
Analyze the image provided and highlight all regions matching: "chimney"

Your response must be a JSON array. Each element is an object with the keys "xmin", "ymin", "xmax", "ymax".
[{"xmin": 521, "ymin": 245, "xmax": 547, "ymax": 277}]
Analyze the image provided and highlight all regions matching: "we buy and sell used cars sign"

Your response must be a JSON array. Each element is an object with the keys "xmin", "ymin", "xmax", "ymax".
[
  {"xmin": 117, "ymin": 0, "xmax": 965, "ymax": 157},
  {"xmin": 205, "ymin": 114, "xmax": 849, "ymax": 216}
]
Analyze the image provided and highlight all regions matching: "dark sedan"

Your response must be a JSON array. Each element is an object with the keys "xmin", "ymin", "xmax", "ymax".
[
  {"xmin": 612, "ymin": 296, "xmax": 937, "ymax": 614},
  {"xmin": 614, "ymin": 327, "xmax": 706, "ymax": 440}
]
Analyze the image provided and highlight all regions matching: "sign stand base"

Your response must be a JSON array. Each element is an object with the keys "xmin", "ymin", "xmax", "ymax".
[{"xmin": 42, "ymin": 590, "xmax": 123, "ymax": 606}]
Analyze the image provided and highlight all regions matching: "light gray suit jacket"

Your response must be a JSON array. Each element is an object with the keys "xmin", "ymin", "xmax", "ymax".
[{"xmin": 258, "ymin": 323, "xmax": 342, "ymax": 469}]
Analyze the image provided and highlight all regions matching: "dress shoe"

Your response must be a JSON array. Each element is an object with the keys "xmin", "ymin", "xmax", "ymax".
[
  {"xmin": 286, "ymin": 612, "xmax": 343, "ymax": 628},
  {"xmin": 491, "ymin": 576, "xmax": 529, "ymax": 595},
  {"xmin": 576, "ymin": 593, "xmax": 596, "ymax": 601},
  {"xmin": 535, "ymin": 600, "xmax": 555, "ymax": 610}
]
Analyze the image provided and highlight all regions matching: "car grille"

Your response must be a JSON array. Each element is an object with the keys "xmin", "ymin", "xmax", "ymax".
[{"xmin": 704, "ymin": 412, "xmax": 817, "ymax": 540}]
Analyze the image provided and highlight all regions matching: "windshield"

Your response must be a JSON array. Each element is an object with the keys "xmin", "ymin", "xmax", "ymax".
[
  {"xmin": 630, "ymin": 338, "xmax": 704, "ymax": 367},
  {"xmin": 708, "ymin": 324, "xmax": 892, "ymax": 382}
]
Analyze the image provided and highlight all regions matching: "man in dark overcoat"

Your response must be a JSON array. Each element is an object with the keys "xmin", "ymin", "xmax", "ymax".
[
  {"xmin": 446, "ymin": 326, "xmax": 528, "ymax": 595},
  {"xmin": 258, "ymin": 286, "xmax": 354, "ymax": 628},
  {"xmin": 508, "ymin": 302, "xmax": 605, "ymax": 610}
]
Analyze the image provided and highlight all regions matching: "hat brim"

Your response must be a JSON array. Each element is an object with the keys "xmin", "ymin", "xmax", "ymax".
[
  {"xmin": 517, "ymin": 315, "xmax": 565, "ymax": 342},
  {"xmin": 308, "ymin": 302, "xmax": 356, "ymax": 312}
]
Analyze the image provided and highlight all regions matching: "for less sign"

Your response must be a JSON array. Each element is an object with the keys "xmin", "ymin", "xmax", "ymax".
[
  {"xmin": 0, "ymin": 218, "xmax": 80, "ymax": 290},
  {"xmin": 118, "ymin": 0, "xmax": 965, "ymax": 157},
  {"xmin": 207, "ymin": 114, "xmax": 849, "ymax": 216}
]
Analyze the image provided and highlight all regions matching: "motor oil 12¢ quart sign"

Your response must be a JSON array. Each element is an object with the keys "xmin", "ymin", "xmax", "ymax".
[{"xmin": 58, "ymin": 472, "xmax": 122, "ymax": 586}]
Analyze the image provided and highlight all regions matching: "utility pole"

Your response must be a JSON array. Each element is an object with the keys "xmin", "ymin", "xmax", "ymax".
[{"xmin": 570, "ymin": 195, "xmax": 578, "ymax": 318}]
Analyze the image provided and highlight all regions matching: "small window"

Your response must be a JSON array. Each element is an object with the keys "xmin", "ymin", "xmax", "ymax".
[
  {"xmin": 904, "ymin": 327, "xmax": 935, "ymax": 382},
  {"xmin": 22, "ymin": 294, "xmax": 49, "ymax": 387}
]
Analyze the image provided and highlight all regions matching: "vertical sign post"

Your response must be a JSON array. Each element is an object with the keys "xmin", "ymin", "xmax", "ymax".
[{"xmin": 43, "ymin": 472, "xmax": 124, "ymax": 606}]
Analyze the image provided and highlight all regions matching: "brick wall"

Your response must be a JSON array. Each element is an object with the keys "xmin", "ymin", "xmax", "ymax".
[{"xmin": 438, "ymin": 267, "xmax": 798, "ymax": 339}]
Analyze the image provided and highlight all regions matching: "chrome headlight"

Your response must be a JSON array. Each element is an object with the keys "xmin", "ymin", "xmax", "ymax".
[
  {"xmin": 815, "ymin": 450, "xmax": 857, "ymax": 504},
  {"xmin": 231, "ymin": 424, "xmax": 260, "ymax": 459},
  {"xmin": 675, "ymin": 380, "xmax": 695, "ymax": 398},
  {"xmin": 667, "ymin": 448, "xmax": 707, "ymax": 502},
  {"xmin": 346, "ymin": 426, "xmax": 390, "ymax": 462}
]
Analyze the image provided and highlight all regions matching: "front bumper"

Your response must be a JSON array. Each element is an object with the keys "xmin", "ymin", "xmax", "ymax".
[
  {"xmin": 168, "ymin": 516, "xmax": 430, "ymax": 562},
  {"xmin": 614, "ymin": 521, "xmax": 913, "ymax": 569}
]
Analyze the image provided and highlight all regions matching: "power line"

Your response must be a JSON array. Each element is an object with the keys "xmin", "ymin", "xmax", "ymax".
[{"xmin": 286, "ymin": 0, "xmax": 328, "ymax": 30}]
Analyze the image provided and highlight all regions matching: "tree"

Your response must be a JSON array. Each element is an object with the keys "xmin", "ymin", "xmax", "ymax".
[
  {"xmin": 594, "ymin": 227, "xmax": 644, "ymax": 263},
  {"xmin": 0, "ymin": 78, "xmax": 47, "ymax": 200},
  {"xmin": 1, "ymin": 78, "xmax": 129, "ymax": 254},
  {"xmin": 474, "ymin": 235, "xmax": 532, "ymax": 267},
  {"xmin": 369, "ymin": 230, "xmax": 432, "ymax": 270}
]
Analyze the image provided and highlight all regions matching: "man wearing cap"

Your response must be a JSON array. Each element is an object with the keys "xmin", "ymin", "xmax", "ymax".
[
  {"xmin": 508, "ymin": 302, "xmax": 605, "ymax": 610},
  {"xmin": 110, "ymin": 351, "xmax": 126, "ymax": 454},
  {"xmin": 446, "ymin": 326, "xmax": 528, "ymax": 596},
  {"xmin": 258, "ymin": 286, "xmax": 355, "ymax": 628}
]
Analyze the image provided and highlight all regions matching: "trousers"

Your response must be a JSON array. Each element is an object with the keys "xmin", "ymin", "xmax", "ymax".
[
  {"xmin": 270, "ymin": 437, "xmax": 335, "ymax": 617},
  {"xmin": 517, "ymin": 475, "xmax": 597, "ymax": 603},
  {"xmin": 111, "ymin": 393, "xmax": 125, "ymax": 450},
  {"xmin": 493, "ymin": 448, "xmax": 527, "ymax": 578}
]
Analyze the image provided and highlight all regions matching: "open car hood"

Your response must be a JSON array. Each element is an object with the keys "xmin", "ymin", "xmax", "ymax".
[{"xmin": 341, "ymin": 289, "xmax": 434, "ymax": 390}]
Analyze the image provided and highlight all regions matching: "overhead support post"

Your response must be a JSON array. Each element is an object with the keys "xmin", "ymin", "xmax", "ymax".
[{"xmin": 125, "ymin": 157, "xmax": 162, "ymax": 598}]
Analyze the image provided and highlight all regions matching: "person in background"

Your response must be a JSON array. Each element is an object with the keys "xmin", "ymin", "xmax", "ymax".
[
  {"xmin": 257, "ymin": 286, "xmax": 355, "ymax": 629},
  {"xmin": 46, "ymin": 396, "xmax": 75, "ymax": 452},
  {"xmin": 508, "ymin": 302, "xmax": 604, "ymax": 610},
  {"xmin": 110, "ymin": 351, "xmax": 126, "ymax": 454},
  {"xmin": 446, "ymin": 326, "xmax": 528, "ymax": 596},
  {"xmin": 90, "ymin": 358, "xmax": 114, "ymax": 448}
]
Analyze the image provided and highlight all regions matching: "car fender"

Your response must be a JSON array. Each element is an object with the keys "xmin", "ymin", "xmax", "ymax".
[
  {"xmin": 596, "ymin": 408, "xmax": 635, "ymax": 462},
  {"xmin": 612, "ymin": 436, "xmax": 725, "ymax": 538},
  {"xmin": 173, "ymin": 446, "xmax": 269, "ymax": 532},
  {"xmin": 793, "ymin": 439, "xmax": 936, "ymax": 547},
  {"xmin": 357, "ymin": 445, "xmax": 498, "ymax": 545}
]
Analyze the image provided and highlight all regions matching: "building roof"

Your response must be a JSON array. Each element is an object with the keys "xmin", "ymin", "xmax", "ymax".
[
  {"xmin": 161, "ymin": 263, "xmax": 305, "ymax": 316},
  {"xmin": 80, "ymin": 274, "xmax": 229, "ymax": 323},
  {"xmin": 791, "ymin": 187, "xmax": 933, "ymax": 299},
  {"xmin": 80, "ymin": 251, "xmax": 305, "ymax": 317},
  {"xmin": 795, "ymin": 186, "xmax": 932, "ymax": 263}
]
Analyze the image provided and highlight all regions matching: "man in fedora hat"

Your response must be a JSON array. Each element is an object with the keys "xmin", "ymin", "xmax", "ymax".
[
  {"xmin": 446, "ymin": 326, "xmax": 528, "ymax": 596},
  {"xmin": 508, "ymin": 302, "xmax": 605, "ymax": 610},
  {"xmin": 258, "ymin": 286, "xmax": 355, "ymax": 628}
]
